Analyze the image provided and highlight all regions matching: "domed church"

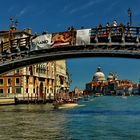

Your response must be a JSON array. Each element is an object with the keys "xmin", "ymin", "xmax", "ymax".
[
  {"xmin": 107, "ymin": 72, "xmax": 118, "ymax": 81},
  {"xmin": 85, "ymin": 67, "xmax": 136, "ymax": 96},
  {"xmin": 92, "ymin": 67, "xmax": 106, "ymax": 82}
]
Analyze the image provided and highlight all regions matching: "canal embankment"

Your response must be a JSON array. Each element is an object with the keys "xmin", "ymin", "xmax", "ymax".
[
  {"xmin": 0, "ymin": 94, "xmax": 54, "ymax": 105},
  {"xmin": 0, "ymin": 97, "xmax": 15, "ymax": 105}
]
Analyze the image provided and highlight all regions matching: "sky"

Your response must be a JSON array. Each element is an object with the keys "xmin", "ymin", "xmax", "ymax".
[{"xmin": 1, "ymin": 0, "xmax": 140, "ymax": 90}]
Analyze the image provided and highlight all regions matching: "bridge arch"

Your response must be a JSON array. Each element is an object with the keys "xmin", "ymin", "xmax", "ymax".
[
  {"xmin": 0, "ymin": 46, "xmax": 140, "ymax": 75},
  {"xmin": 1, "ymin": 26, "xmax": 140, "ymax": 74}
]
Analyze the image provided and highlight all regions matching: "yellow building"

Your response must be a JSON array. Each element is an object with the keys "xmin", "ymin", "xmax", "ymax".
[
  {"xmin": 0, "ymin": 23, "xmax": 70, "ymax": 99},
  {"xmin": 55, "ymin": 60, "xmax": 70, "ymax": 95}
]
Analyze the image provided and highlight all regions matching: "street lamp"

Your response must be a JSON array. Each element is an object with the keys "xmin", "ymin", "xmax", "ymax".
[{"xmin": 128, "ymin": 8, "xmax": 132, "ymax": 27}]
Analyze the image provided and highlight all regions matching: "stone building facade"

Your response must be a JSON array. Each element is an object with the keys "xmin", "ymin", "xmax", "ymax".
[
  {"xmin": 0, "ymin": 26, "xmax": 70, "ymax": 98},
  {"xmin": 86, "ymin": 67, "xmax": 137, "ymax": 95}
]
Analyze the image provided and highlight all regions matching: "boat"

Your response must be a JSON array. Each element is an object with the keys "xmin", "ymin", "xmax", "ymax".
[
  {"xmin": 121, "ymin": 94, "xmax": 127, "ymax": 99},
  {"xmin": 94, "ymin": 93, "xmax": 102, "ymax": 97},
  {"xmin": 83, "ymin": 95, "xmax": 89, "ymax": 101},
  {"xmin": 53, "ymin": 99, "xmax": 78, "ymax": 109}
]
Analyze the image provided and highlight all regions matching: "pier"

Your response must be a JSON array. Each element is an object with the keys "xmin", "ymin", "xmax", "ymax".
[
  {"xmin": 14, "ymin": 93, "xmax": 54, "ymax": 104},
  {"xmin": 0, "ymin": 93, "xmax": 54, "ymax": 105}
]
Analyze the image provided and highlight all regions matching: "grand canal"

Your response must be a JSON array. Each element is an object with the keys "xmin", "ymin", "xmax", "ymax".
[{"xmin": 0, "ymin": 96, "xmax": 140, "ymax": 140}]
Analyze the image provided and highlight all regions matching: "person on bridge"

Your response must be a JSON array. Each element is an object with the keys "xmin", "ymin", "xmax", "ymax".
[
  {"xmin": 119, "ymin": 23, "xmax": 125, "ymax": 35},
  {"xmin": 126, "ymin": 22, "xmax": 131, "ymax": 36},
  {"xmin": 106, "ymin": 22, "xmax": 110, "ymax": 35},
  {"xmin": 112, "ymin": 20, "xmax": 117, "ymax": 27},
  {"xmin": 112, "ymin": 20, "xmax": 118, "ymax": 35},
  {"xmin": 98, "ymin": 24, "xmax": 102, "ymax": 37}
]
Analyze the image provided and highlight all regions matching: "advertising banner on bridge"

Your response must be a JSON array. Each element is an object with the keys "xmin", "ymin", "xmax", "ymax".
[
  {"xmin": 76, "ymin": 29, "xmax": 91, "ymax": 45},
  {"xmin": 32, "ymin": 34, "xmax": 52, "ymax": 50},
  {"xmin": 51, "ymin": 31, "xmax": 76, "ymax": 48}
]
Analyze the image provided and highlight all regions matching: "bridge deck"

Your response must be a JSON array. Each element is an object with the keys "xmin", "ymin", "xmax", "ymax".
[{"xmin": 0, "ymin": 26, "xmax": 140, "ymax": 74}]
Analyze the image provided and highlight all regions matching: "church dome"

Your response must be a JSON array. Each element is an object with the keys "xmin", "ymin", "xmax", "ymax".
[
  {"xmin": 92, "ymin": 67, "xmax": 106, "ymax": 82},
  {"xmin": 107, "ymin": 75, "xmax": 114, "ymax": 80},
  {"xmin": 107, "ymin": 72, "xmax": 118, "ymax": 81}
]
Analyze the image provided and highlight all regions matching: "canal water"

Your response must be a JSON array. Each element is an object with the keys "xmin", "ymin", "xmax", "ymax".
[{"xmin": 0, "ymin": 96, "xmax": 140, "ymax": 140}]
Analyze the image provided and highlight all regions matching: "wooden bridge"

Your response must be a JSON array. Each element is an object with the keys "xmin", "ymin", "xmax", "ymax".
[{"xmin": 0, "ymin": 26, "xmax": 140, "ymax": 74}]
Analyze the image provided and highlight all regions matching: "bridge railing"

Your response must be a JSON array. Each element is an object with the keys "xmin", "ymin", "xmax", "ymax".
[
  {"xmin": 0, "ymin": 37, "xmax": 31, "ymax": 55},
  {"xmin": 90, "ymin": 26, "xmax": 140, "ymax": 43},
  {"xmin": 1, "ymin": 26, "xmax": 140, "ymax": 63}
]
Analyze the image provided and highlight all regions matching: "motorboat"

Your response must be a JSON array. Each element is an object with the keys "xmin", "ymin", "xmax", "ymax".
[{"xmin": 53, "ymin": 99, "xmax": 78, "ymax": 109}]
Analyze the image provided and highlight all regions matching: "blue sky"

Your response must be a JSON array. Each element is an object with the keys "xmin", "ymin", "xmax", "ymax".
[{"xmin": 1, "ymin": 0, "xmax": 140, "ymax": 90}]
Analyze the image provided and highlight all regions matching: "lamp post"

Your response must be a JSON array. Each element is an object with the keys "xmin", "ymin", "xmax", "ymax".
[{"xmin": 128, "ymin": 8, "xmax": 132, "ymax": 27}]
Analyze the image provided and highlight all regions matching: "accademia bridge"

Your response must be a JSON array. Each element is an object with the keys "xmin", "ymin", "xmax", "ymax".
[{"xmin": 0, "ymin": 25, "xmax": 140, "ymax": 75}]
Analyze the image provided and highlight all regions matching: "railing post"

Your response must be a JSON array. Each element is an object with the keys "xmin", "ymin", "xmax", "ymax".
[
  {"xmin": 122, "ymin": 33, "xmax": 125, "ymax": 43},
  {"xmin": 108, "ymin": 32, "xmax": 111, "ymax": 43},
  {"xmin": 136, "ymin": 35, "xmax": 139, "ymax": 43},
  {"xmin": 95, "ymin": 34, "xmax": 98, "ymax": 43}
]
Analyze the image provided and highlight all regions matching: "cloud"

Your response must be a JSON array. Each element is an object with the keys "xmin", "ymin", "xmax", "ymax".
[
  {"xmin": 57, "ymin": 23, "xmax": 62, "ymax": 28},
  {"xmin": 8, "ymin": 6, "xmax": 15, "ymax": 13},
  {"xmin": 69, "ymin": 0, "xmax": 105, "ymax": 14},
  {"xmin": 61, "ymin": 4, "xmax": 73, "ymax": 13},
  {"xmin": 17, "ymin": 7, "xmax": 30, "ymax": 17},
  {"xmin": 82, "ymin": 12, "xmax": 94, "ymax": 18},
  {"xmin": 133, "ymin": 9, "xmax": 140, "ymax": 16},
  {"xmin": 105, "ymin": 1, "xmax": 119, "ymax": 14}
]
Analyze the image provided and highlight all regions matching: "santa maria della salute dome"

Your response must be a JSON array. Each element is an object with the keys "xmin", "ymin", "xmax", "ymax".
[
  {"xmin": 86, "ymin": 67, "xmax": 137, "ymax": 96},
  {"xmin": 92, "ymin": 67, "xmax": 106, "ymax": 82}
]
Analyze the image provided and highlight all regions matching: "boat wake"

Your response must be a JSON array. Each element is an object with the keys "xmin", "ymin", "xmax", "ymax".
[{"xmin": 78, "ymin": 104, "xmax": 86, "ymax": 107}]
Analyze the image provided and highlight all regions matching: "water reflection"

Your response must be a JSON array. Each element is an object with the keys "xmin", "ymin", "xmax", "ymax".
[
  {"xmin": 0, "ymin": 104, "xmax": 68, "ymax": 140},
  {"xmin": 0, "ymin": 96, "xmax": 140, "ymax": 139}
]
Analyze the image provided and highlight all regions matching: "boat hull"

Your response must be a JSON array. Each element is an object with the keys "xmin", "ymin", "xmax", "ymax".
[{"xmin": 53, "ymin": 103, "xmax": 78, "ymax": 109}]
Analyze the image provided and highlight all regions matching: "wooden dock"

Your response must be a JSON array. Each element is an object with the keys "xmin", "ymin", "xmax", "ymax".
[{"xmin": 15, "ymin": 93, "xmax": 54, "ymax": 104}]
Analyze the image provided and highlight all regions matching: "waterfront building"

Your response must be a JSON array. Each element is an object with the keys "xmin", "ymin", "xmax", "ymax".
[
  {"xmin": 55, "ymin": 60, "xmax": 70, "ymax": 98},
  {"xmin": 92, "ymin": 67, "xmax": 106, "ymax": 82},
  {"xmin": 69, "ymin": 87, "xmax": 83, "ymax": 99},
  {"xmin": 86, "ymin": 67, "xmax": 106, "ymax": 94},
  {"xmin": 0, "ymin": 25, "xmax": 70, "ymax": 98},
  {"xmin": 85, "ymin": 67, "xmax": 138, "ymax": 96}
]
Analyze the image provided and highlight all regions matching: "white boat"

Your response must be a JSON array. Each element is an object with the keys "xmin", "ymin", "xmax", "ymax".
[
  {"xmin": 121, "ymin": 95, "xmax": 127, "ymax": 99},
  {"xmin": 53, "ymin": 100, "xmax": 78, "ymax": 109}
]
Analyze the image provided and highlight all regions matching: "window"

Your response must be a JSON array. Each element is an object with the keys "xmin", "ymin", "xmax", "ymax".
[
  {"xmin": 33, "ymin": 77, "xmax": 36, "ymax": 85},
  {"xmin": 26, "ymin": 88, "xmax": 28, "ymax": 93},
  {"xmin": 26, "ymin": 76, "xmax": 29, "ymax": 84},
  {"xmin": 0, "ymin": 79, "xmax": 3, "ymax": 85},
  {"xmin": 15, "ymin": 87, "xmax": 21, "ymax": 94},
  {"xmin": 8, "ymin": 78, "xmax": 12, "ymax": 85},
  {"xmin": 15, "ymin": 69, "xmax": 20, "ymax": 74},
  {"xmin": 16, "ymin": 78, "xmax": 20, "ymax": 85},
  {"xmin": 0, "ymin": 89, "xmax": 3, "ymax": 94},
  {"xmin": 7, "ymin": 88, "xmax": 10, "ymax": 94}
]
